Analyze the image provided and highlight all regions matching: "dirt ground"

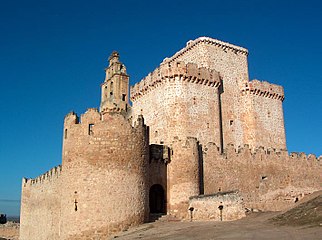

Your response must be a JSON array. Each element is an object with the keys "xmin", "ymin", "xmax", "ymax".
[
  {"xmin": 112, "ymin": 193, "xmax": 322, "ymax": 240},
  {"xmin": 111, "ymin": 212, "xmax": 322, "ymax": 240},
  {"xmin": 0, "ymin": 222, "xmax": 19, "ymax": 240}
]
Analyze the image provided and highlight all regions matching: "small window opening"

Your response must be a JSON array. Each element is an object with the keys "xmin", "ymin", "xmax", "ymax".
[
  {"xmin": 122, "ymin": 94, "xmax": 126, "ymax": 101},
  {"xmin": 110, "ymin": 91, "xmax": 113, "ymax": 96},
  {"xmin": 88, "ymin": 124, "xmax": 94, "ymax": 135},
  {"xmin": 64, "ymin": 129, "xmax": 68, "ymax": 139},
  {"xmin": 229, "ymin": 120, "xmax": 234, "ymax": 126},
  {"xmin": 261, "ymin": 176, "xmax": 268, "ymax": 180}
]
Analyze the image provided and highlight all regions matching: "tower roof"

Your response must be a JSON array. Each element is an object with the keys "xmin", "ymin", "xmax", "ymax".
[{"xmin": 108, "ymin": 51, "xmax": 120, "ymax": 66}]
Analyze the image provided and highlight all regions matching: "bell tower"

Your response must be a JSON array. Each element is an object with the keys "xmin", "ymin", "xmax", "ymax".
[{"xmin": 100, "ymin": 51, "xmax": 129, "ymax": 113}]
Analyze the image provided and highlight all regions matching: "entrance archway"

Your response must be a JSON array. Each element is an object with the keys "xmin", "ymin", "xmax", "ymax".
[{"xmin": 149, "ymin": 184, "xmax": 165, "ymax": 213}]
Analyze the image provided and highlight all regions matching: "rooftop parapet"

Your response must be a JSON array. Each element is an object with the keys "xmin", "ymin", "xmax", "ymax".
[
  {"xmin": 241, "ymin": 79, "xmax": 285, "ymax": 101},
  {"xmin": 162, "ymin": 37, "xmax": 248, "ymax": 64},
  {"xmin": 130, "ymin": 61, "xmax": 220, "ymax": 101}
]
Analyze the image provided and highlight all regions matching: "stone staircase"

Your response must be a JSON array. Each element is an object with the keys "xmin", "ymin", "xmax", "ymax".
[{"xmin": 149, "ymin": 213, "xmax": 181, "ymax": 222}]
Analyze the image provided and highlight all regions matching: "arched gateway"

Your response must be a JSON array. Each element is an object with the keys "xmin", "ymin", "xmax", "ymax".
[{"xmin": 149, "ymin": 184, "xmax": 166, "ymax": 213}]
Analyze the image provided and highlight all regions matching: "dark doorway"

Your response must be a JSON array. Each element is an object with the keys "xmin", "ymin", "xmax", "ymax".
[{"xmin": 149, "ymin": 184, "xmax": 165, "ymax": 213}]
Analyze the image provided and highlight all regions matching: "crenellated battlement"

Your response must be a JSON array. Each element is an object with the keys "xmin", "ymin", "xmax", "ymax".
[
  {"xmin": 22, "ymin": 165, "xmax": 62, "ymax": 187},
  {"xmin": 64, "ymin": 111, "xmax": 79, "ymax": 125},
  {"xmin": 130, "ymin": 61, "xmax": 220, "ymax": 101},
  {"xmin": 203, "ymin": 142, "xmax": 321, "ymax": 165},
  {"xmin": 241, "ymin": 79, "xmax": 285, "ymax": 101},
  {"xmin": 64, "ymin": 108, "xmax": 145, "ymax": 132},
  {"xmin": 162, "ymin": 37, "xmax": 248, "ymax": 65}
]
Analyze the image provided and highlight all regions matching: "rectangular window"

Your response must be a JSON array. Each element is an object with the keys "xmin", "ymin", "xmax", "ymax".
[
  {"xmin": 88, "ymin": 124, "xmax": 94, "ymax": 135},
  {"xmin": 122, "ymin": 94, "xmax": 126, "ymax": 101}
]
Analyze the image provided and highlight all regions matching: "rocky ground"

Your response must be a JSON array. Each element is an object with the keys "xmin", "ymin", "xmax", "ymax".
[{"xmin": 0, "ymin": 221, "xmax": 19, "ymax": 240}]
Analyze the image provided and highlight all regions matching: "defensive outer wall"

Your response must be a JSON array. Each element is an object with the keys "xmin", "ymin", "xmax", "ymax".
[
  {"xmin": 20, "ymin": 37, "xmax": 322, "ymax": 239},
  {"xmin": 20, "ymin": 110, "xmax": 149, "ymax": 240}
]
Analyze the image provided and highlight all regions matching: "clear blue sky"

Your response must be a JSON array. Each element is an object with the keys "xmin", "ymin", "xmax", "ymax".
[{"xmin": 1, "ymin": 0, "xmax": 321, "ymax": 217}]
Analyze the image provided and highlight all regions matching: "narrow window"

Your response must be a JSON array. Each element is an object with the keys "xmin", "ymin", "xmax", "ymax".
[
  {"xmin": 122, "ymin": 94, "xmax": 126, "ymax": 101},
  {"xmin": 110, "ymin": 82, "xmax": 114, "ymax": 96},
  {"xmin": 104, "ymin": 86, "xmax": 108, "ymax": 98},
  {"xmin": 229, "ymin": 120, "xmax": 234, "ymax": 126},
  {"xmin": 64, "ymin": 129, "xmax": 68, "ymax": 139},
  {"xmin": 261, "ymin": 176, "xmax": 268, "ymax": 180},
  {"xmin": 88, "ymin": 124, "xmax": 94, "ymax": 135}
]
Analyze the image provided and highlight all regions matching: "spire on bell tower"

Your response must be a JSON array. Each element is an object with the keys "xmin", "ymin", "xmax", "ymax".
[{"xmin": 100, "ymin": 51, "xmax": 129, "ymax": 114}]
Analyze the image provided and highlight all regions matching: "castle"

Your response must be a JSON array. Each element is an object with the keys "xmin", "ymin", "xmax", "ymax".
[{"xmin": 20, "ymin": 37, "xmax": 321, "ymax": 240}]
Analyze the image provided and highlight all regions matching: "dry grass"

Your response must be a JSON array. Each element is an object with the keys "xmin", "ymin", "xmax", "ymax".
[{"xmin": 270, "ymin": 194, "xmax": 322, "ymax": 227}]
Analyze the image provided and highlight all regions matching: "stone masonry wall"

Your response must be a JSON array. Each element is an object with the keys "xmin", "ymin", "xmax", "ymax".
[
  {"xmin": 240, "ymin": 80, "xmax": 286, "ymax": 150},
  {"xmin": 160, "ymin": 37, "xmax": 287, "ymax": 151},
  {"xmin": 131, "ymin": 62, "xmax": 221, "ymax": 149},
  {"xmin": 167, "ymin": 137, "xmax": 200, "ymax": 219},
  {"xmin": 60, "ymin": 109, "xmax": 149, "ymax": 239},
  {"xmin": 189, "ymin": 191, "xmax": 245, "ymax": 221},
  {"xmin": 163, "ymin": 37, "xmax": 250, "ymax": 150},
  {"xmin": 203, "ymin": 143, "xmax": 321, "ymax": 211},
  {"xmin": 20, "ymin": 166, "xmax": 62, "ymax": 240}
]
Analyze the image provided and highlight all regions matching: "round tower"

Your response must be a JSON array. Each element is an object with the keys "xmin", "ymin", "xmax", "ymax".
[{"xmin": 60, "ymin": 52, "xmax": 149, "ymax": 239}]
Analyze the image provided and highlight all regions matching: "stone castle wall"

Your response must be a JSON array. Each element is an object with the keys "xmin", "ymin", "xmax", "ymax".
[
  {"xmin": 20, "ymin": 166, "xmax": 62, "ymax": 240},
  {"xmin": 189, "ymin": 191, "xmax": 245, "ymax": 221},
  {"xmin": 167, "ymin": 137, "xmax": 200, "ymax": 218},
  {"xmin": 157, "ymin": 37, "xmax": 286, "ymax": 151},
  {"xmin": 60, "ymin": 109, "xmax": 149, "ymax": 239},
  {"xmin": 240, "ymin": 80, "xmax": 286, "ymax": 150},
  {"xmin": 131, "ymin": 62, "xmax": 222, "ymax": 149},
  {"xmin": 163, "ymin": 37, "xmax": 249, "ymax": 150},
  {"xmin": 203, "ymin": 143, "xmax": 321, "ymax": 211}
]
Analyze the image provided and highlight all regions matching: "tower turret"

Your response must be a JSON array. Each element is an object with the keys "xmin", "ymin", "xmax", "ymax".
[{"xmin": 100, "ymin": 51, "xmax": 129, "ymax": 113}]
